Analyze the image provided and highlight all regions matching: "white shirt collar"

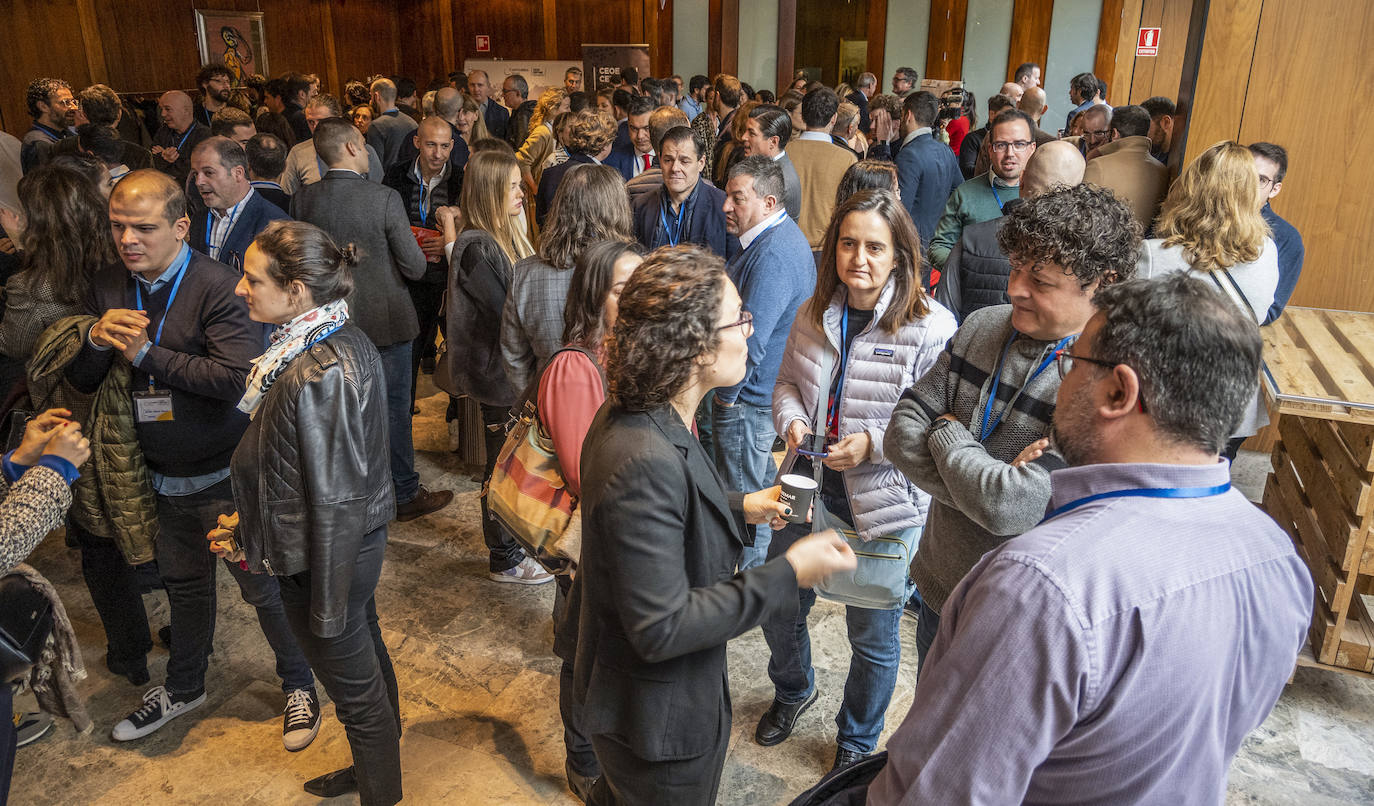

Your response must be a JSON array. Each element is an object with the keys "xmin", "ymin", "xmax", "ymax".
[
  {"xmin": 901, "ymin": 127, "xmax": 932, "ymax": 146},
  {"xmin": 771, "ymin": 151, "xmax": 785, "ymax": 162},
  {"xmin": 210, "ymin": 186, "xmax": 254, "ymax": 222},
  {"xmin": 739, "ymin": 209, "xmax": 788, "ymax": 251},
  {"xmin": 798, "ymin": 131, "xmax": 831, "ymax": 142}
]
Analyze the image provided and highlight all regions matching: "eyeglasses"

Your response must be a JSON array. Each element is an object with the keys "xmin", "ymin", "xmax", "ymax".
[
  {"xmin": 717, "ymin": 310, "xmax": 754, "ymax": 336},
  {"xmin": 1055, "ymin": 349, "xmax": 1117, "ymax": 380},
  {"xmin": 1258, "ymin": 175, "xmax": 1276, "ymax": 188},
  {"xmin": 990, "ymin": 140, "xmax": 1034, "ymax": 153},
  {"xmin": 1085, "ymin": 129, "xmax": 1111, "ymax": 140}
]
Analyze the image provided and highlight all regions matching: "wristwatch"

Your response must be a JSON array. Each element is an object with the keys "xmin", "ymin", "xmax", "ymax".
[{"xmin": 928, "ymin": 417, "xmax": 954, "ymax": 437}]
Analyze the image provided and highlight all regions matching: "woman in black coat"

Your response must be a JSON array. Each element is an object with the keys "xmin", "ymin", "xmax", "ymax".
[
  {"xmin": 213, "ymin": 221, "xmax": 400, "ymax": 805},
  {"xmin": 571, "ymin": 244, "xmax": 855, "ymax": 805}
]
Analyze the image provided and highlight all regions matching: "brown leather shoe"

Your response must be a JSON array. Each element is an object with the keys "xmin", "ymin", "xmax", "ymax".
[{"xmin": 395, "ymin": 486, "xmax": 454, "ymax": 521}]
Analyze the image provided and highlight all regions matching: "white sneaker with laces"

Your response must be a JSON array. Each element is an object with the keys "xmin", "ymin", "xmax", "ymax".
[
  {"xmin": 282, "ymin": 688, "xmax": 321, "ymax": 751},
  {"xmin": 111, "ymin": 685, "xmax": 207, "ymax": 741},
  {"xmin": 488, "ymin": 556, "xmax": 555, "ymax": 585}
]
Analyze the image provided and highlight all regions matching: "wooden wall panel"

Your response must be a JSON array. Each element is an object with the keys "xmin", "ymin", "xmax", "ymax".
[
  {"xmin": 556, "ymin": 0, "xmax": 634, "ymax": 62},
  {"xmin": 1007, "ymin": 0, "xmax": 1054, "ymax": 84},
  {"xmin": 1236, "ymin": 0, "xmax": 1374, "ymax": 312},
  {"xmin": 926, "ymin": 0, "xmax": 970, "ymax": 81},
  {"xmin": 1126, "ymin": 0, "xmax": 1190, "ymax": 103},
  {"xmin": 1177, "ymin": 0, "xmax": 1260, "ymax": 162},
  {"xmin": 397, "ymin": 0, "xmax": 449, "ymax": 89},
  {"xmin": 330, "ymin": 0, "xmax": 402, "ymax": 87},
  {"xmin": 453, "ymin": 0, "xmax": 546, "ymax": 64},
  {"xmin": 1094, "ymin": 0, "xmax": 1142, "ymax": 101},
  {"xmin": 795, "ymin": 0, "xmax": 868, "ymax": 86},
  {"xmin": 866, "ymin": 0, "xmax": 888, "ymax": 81},
  {"xmin": 0, "ymin": 0, "xmax": 95, "ymax": 132},
  {"xmin": 709, "ymin": 0, "xmax": 740, "ymax": 77}
]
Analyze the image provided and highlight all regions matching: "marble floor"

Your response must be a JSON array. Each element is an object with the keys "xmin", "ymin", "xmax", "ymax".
[{"xmin": 10, "ymin": 385, "xmax": 1374, "ymax": 805}]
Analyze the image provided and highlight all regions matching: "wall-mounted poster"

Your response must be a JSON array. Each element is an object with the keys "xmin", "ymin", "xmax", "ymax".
[
  {"xmin": 838, "ymin": 39, "xmax": 867, "ymax": 87},
  {"xmin": 195, "ymin": 10, "xmax": 267, "ymax": 84}
]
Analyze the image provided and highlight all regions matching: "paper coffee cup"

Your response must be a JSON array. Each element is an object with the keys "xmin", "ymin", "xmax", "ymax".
[{"xmin": 778, "ymin": 474, "xmax": 818, "ymax": 524}]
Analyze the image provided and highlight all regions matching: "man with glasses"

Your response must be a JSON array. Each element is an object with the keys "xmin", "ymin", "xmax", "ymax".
[
  {"xmin": 501, "ymin": 74, "xmax": 537, "ymax": 151},
  {"xmin": 1249, "ymin": 142, "xmax": 1304, "ymax": 324},
  {"xmin": 717, "ymin": 155, "xmax": 816, "ymax": 569},
  {"xmin": 928, "ymin": 109, "xmax": 1038, "ymax": 272},
  {"xmin": 1082, "ymin": 105, "xmax": 1167, "ymax": 232},
  {"xmin": 885, "ymin": 183, "xmax": 1140, "ymax": 671},
  {"xmin": 1075, "ymin": 104, "xmax": 1112, "ymax": 158},
  {"xmin": 22, "ymin": 77, "xmax": 76, "ymax": 172},
  {"xmin": 891, "ymin": 67, "xmax": 918, "ymax": 99},
  {"xmin": 872, "ymin": 272, "xmax": 1309, "ymax": 804}
]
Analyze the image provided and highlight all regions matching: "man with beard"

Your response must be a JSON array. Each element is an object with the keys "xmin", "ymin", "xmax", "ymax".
[
  {"xmin": 21, "ymin": 77, "xmax": 76, "ymax": 172},
  {"xmin": 193, "ymin": 65, "xmax": 233, "ymax": 128},
  {"xmin": 870, "ymin": 272, "xmax": 1311, "ymax": 804},
  {"xmin": 884, "ymin": 184, "xmax": 1140, "ymax": 669}
]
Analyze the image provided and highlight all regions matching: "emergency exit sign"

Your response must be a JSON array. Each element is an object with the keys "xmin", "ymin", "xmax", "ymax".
[{"xmin": 1137, "ymin": 28, "xmax": 1160, "ymax": 57}]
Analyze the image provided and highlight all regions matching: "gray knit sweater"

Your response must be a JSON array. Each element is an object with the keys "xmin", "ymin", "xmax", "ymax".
[{"xmin": 885, "ymin": 305, "xmax": 1065, "ymax": 613}]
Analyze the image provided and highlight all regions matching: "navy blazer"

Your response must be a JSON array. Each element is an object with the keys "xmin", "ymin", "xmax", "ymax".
[
  {"xmin": 632, "ymin": 179, "xmax": 739, "ymax": 259},
  {"xmin": 188, "ymin": 190, "xmax": 291, "ymax": 272},
  {"xmin": 605, "ymin": 141, "xmax": 652, "ymax": 183},
  {"xmin": 535, "ymin": 153, "xmax": 597, "ymax": 229},
  {"xmin": 612, "ymin": 119, "xmax": 630, "ymax": 151},
  {"xmin": 483, "ymin": 101, "xmax": 510, "ymax": 141},
  {"xmin": 895, "ymin": 132, "xmax": 962, "ymax": 248}
]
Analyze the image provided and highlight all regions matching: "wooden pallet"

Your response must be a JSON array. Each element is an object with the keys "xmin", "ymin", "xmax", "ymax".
[{"xmin": 1263, "ymin": 307, "xmax": 1374, "ymax": 424}]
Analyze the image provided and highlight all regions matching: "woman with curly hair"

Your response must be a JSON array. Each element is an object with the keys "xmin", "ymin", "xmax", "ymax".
[
  {"xmin": 571, "ymin": 244, "xmax": 855, "ymax": 805},
  {"xmin": 504, "ymin": 159, "xmax": 630, "ymax": 393},
  {"xmin": 533, "ymin": 109, "xmax": 618, "ymax": 229},
  {"xmin": 1138, "ymin": 140, "xmax": 1278, "ymax": 458}
]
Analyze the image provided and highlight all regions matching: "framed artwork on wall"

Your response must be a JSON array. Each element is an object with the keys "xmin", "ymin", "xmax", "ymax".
[{"xmin": 194, "ymin": 10, "xmax": 267, "ymax": 84}]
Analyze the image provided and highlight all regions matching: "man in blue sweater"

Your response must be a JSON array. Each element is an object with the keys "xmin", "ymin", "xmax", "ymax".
[
  {"xmin": 717, "ymin": 156, "xmax": 816, "ymax": 568},
  {"xmin": 1249, "ymin": 142, "xmax": 1304, "ymax": 324}
]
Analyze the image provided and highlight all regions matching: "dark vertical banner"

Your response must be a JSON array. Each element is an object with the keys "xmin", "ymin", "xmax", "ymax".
[{"xmin": 582, "ymin": 44, "xmax": 652, "ymax": 91}]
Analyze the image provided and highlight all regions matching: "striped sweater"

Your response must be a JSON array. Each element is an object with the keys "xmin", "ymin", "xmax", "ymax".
[{"xmin": 884, "ymin": 304, "xmax": 1067, "ymax": 613}]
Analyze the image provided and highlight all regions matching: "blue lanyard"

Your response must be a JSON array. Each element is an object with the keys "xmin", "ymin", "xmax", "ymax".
[
  {"xmin": 989, "ymin": 174, "xmax": 1011, "ymax": 210},
  {"xmin": 827, "ymin": 307, "xmax": 856, "ymax": 436},
  {"xmin": 1042, "ymin": 482, "xmax": 1232, "ymax": 522},
  {"xmin": 979, "ymin": 331, "xmax": 1074, "ymax": 442},
  {"xmin": 172, "ymin": 126, "xmax": 194, "ymax": 153},
  {"xmin": 659, "ymin": 196, "xmax": 687, "ymax": 247},
  {"xmin": 133, "ymin": 247, "xmax": 192, "ymax": 350}
]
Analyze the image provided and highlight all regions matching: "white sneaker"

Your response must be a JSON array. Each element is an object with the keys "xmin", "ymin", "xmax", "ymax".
[
  {"xmin": 488, "ymin": 556, "xmax": 555, "ymax": 585},
  {"xmin": 111, "ymin": 685, "xmax": 207, "ymax": 741}
]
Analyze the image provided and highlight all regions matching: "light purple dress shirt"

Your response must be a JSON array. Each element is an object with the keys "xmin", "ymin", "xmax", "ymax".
[{"xmin": 870, "ymin": 459, "xmax": 1312, "ymax": 805}]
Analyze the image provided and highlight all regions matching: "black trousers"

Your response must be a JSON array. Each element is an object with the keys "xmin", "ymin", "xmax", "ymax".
[
  {"xmin": 480, "ymin": 403, "xmax": 526, "ymax": 573},
  {"xmin": 406, "ymin": 280, "xmax": 446, "ymax": 405},
  {"xmin": 588, "ymin": 707, "xmax": 730, "ymax": 806},
  {"xmin": 554, "ymin": 575, "xmax": 598, "ymax": 777},
  {"xmin": 277, "ymin": 527, "xmax": 401, "ymax": 806},
  {"xmin": 0, "ymin": 682, "xmax": 12, "ymax": 806},
  {"xmin": 71, "ymin": 519, "xmax": 152, "ymax": 671}
]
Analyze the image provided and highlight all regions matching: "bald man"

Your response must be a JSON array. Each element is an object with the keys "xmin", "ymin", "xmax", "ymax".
[
  {"xmin": 936, "ymin": 141, "xmax": 1086, "ymax": 321},
  {"xmin": 67, "ymin": 170, "xmax": 322, "ymax": 745},
  {"xmin": 366, "ymin": 77, "xmax": 418, "ymax": 169},
  {"xmin": 392, "ymin": 87, "xmax": 471, "ymax": 176},
  {"xmin": 999, "ymin": 81, "xmax": 1024, "ymax": 105},
  {"xmin": 383, "ymin": 115, "xmax": 464, "ymax": 416},
  {"xmin": 151, "ymin": 90, "xmax": 210, "ymax": 183}
]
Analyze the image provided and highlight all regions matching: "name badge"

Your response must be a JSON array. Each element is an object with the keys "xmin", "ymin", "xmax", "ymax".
[
  {"xmin": 133, "ymin": 389, "xmax": 175, "ymax": 423},
  {"xmin": 874, "ymin": 347, "xmax": 894, "ymax": 357}
]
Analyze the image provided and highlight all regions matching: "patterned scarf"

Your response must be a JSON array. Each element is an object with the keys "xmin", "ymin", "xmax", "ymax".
[{"xmin": 238, "ymin": 299, "xmax": 349, "ymax": 417}]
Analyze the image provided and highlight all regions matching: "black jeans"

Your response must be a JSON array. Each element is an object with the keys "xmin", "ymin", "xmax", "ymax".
[
  {"xmin": 278, "ymin": 527, "xmax": 402, "ymax": 806},
  {"xmin": 480, "ymin": 403, "xmax": 525, "ymax": 573},
  {"xmin": 155, "ymin": 478, "xmax": 313, "ymax": 697},
  {"xmin": 554, "ymin": 575, "xmax": 598, "ymax": 777},
  {"xmin": 406, "ymin": 280, "xmax": 445, "ymax": 405},
  {"xmin": 0, "ymin": 681, "xmax": 12, "ymax": 806},
  {"xmin": 913, "ymin": 599, "xmax": 941, "ymax": 678}
]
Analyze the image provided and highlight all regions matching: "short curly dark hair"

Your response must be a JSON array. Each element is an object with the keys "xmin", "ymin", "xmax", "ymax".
[
  {"xmin": 996, "ymin": 183, "xmax": 1141, "ymax": 289},
  {"xmin": 26, "ymin": 78, "xmax": 71, "ymax": 118},
  {"xmin": 606, "ymin": 245, "xmax": 726, "ymax": 412}
]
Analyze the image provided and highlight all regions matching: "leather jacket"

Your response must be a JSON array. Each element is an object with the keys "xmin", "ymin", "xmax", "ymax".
[{"xmin": 230, "ymin": 322, "xmax": 395, "ymax": 638}]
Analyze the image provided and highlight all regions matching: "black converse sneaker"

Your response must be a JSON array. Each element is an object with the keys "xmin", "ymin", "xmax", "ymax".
[
  {"xmin": 111, "ymin": 685, "xmax": 206, "ymax": 741},
  {"xmin": 282, "ymin": 688, "xmax": 321, "ymax": 751}
]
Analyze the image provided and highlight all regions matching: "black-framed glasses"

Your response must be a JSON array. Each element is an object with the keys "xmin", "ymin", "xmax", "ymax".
[
  {"xmin": 990, "ymin": 140, "xmax": 1034, "ymax": 153},
  {"xmin": 1055, "ymin": 348, "xmax": 1117, "ymax": 379},
  {"xmin": 718, "ymin": 310, "xmax": 754, "ymax": 335}
]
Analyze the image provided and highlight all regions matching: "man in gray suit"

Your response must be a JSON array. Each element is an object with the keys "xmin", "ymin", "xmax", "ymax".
[
  {"xmin": 291, "ymin": 118, "xmax": 453, "ymax": 522},
  {"xmin": 365, "ymin": 77, "xmax": 418, "ymax": 171}
]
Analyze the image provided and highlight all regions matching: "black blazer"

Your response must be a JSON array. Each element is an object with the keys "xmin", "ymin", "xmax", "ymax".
[
  {"xmin": 572, "ymin": 405, "xmax": 798, "ymax": 762},
  {"xmin": 483, "ymin": 100, "xmax": 510, "ymax": 141}
]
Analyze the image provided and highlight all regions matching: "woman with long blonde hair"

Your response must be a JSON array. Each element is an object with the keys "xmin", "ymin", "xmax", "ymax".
[
  {"xmin": 515, "ymin": 87, "xmax": 571, "ymax": 195},
  {"xmin": 436, "ymin": 151, "xmax": 550, "ymax": 584},
  {"xmin": 1138, "ymin": 140, "xmax": 1278, "ymax": 459}
]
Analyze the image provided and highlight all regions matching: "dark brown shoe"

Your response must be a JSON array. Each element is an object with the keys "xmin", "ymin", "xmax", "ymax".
[{"xmin": 395, "ymin": 486, "xmax": 454, "ymax": 521}]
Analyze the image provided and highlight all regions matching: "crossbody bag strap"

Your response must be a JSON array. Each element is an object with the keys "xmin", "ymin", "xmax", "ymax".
[
  {"xmin": 810, "ymin": 337, "xmax": 836, "ymax": 490},
  {"xmin": 1207, "ymin": 269, "xmax": 1258, "ymax": 322}
]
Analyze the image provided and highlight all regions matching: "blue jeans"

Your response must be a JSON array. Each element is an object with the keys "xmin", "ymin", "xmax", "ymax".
[
  {"xmin": 760, "ymin": 523, "xmax": 903, "ymax": 754},
  {"xmin": 710, "ymin": 400, "xmax": 777, "ymax": 569},
  {"xmin": 914, "ymin": 598, "xmax": 940, "ymax": 678},
  {"xmin": 377, "ymin": 341, "xmax": 420, "ymax": 505}
]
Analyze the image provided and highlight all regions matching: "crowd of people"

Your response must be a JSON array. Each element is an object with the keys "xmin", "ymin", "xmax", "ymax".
[{"xmin": 0, "ymin": 55, "xmax": 1314, "ymax": 806}]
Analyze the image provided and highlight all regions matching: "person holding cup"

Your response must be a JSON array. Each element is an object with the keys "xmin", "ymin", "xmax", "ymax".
[
  {"xmin": 757, "ymin": 189, "xmax": 957, "ymax": 773},
  {"xmin": 572, "ymin": 244, "xmax": 856, "ymax": 805}
]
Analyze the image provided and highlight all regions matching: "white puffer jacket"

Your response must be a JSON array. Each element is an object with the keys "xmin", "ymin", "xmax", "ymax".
[{"xmin": 773, "ymin": 283, "xmax": 957, "ymax": 540}]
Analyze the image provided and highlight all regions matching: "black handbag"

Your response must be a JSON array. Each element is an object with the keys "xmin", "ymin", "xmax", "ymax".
[{"xmin": 0, "ymin": 572, "xmax": 54, "ymax": 683}]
